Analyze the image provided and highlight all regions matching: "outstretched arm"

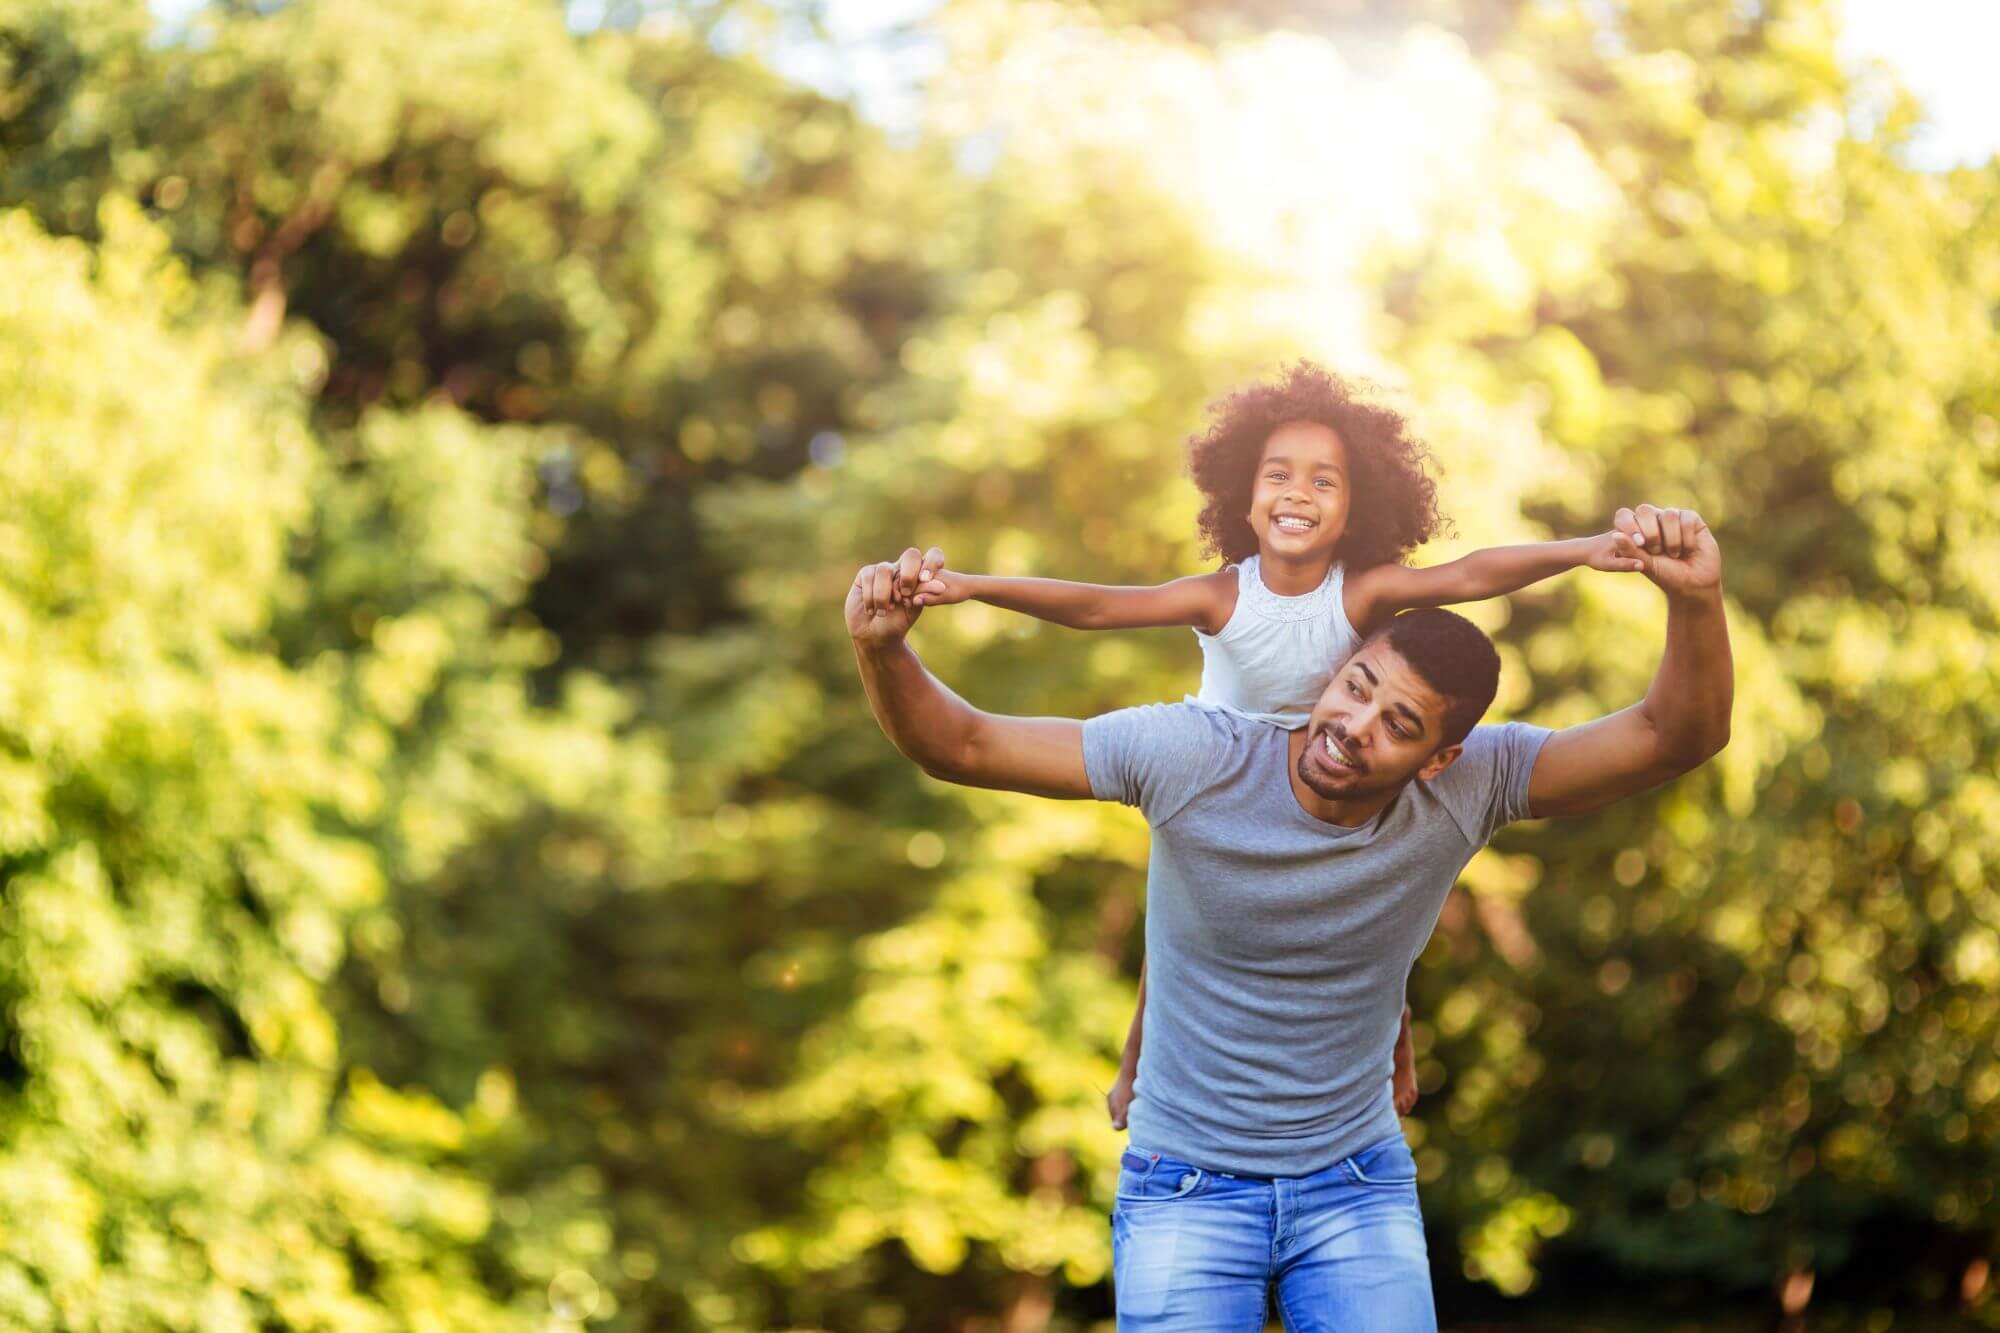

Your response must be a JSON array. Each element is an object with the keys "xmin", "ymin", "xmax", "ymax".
[
  {"xmin": 917, "ymin": 565, "xmax": 1235, "ymax": 635},
  {"xmin": 1526, "ymin": 506, "xmax": 1733, "ymax": 818},
  {"xmin": 1344, "ymin": 530, "xmax": 1644, "ymax": 635},
  {"xmin": 849, "ymin": 550, "xmax": 1095, "ymax": 799}
]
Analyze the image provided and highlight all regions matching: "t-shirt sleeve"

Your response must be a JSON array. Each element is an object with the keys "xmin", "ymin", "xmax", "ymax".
[
  {"xmin": 1430, "ymin": 722, "xmax": 1554, "ymax": 846},
  {"xmin": 1082, "ymin": 703, "xmax": 1234, "ymax": 827}
]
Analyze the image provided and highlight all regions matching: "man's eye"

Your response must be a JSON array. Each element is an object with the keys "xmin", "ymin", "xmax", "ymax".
[
  {"xmin": 1347, "ymin": 681, "xmax": 1362, "ymax": 696},
  {"xmin": 1388, "ymin": 723, "xmax": 1405, "ymax": 738}
]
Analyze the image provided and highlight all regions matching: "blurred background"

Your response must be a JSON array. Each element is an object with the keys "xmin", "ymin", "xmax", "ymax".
[{"xmin": 1, "ymin": 0, "xmax": 1996, "ymax": 1328}]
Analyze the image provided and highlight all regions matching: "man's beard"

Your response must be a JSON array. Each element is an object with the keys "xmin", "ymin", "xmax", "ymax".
[{"xmin": 1298, "ymin": 727, "xmax": 1370, "ymax": 799}]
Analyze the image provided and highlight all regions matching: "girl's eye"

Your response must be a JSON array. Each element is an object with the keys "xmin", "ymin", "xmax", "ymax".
[
  {"xmin": 1267, "ymin": 472, "xmax": 1287, "ymax": 482},
  {"xmin": 1315, "ymin": 478, "xmax": 1334, "ymax": 489}
]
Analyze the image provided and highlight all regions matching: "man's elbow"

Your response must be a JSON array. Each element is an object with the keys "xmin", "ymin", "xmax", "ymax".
[
  {"xmin": 1700, "ymin": 720, "xmax": 1732, "ymax": 765},
  {"xmin": 917, "ymin": 751, "xmax": 970, "ymax": 784},
  {"xmin": 913, "ymin": 730, "xmax": 981, "ymax": 785},
  {"xmin": 1695, "ymin": 698, "xmax": 1733, "ymax": 762},
  {"xmin": 1667, "ymin": 719, "xmax": 1730, "ymax": 774}
]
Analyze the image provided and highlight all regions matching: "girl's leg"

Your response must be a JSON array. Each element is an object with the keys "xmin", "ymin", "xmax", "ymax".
[
  {"xmin": 1392, "ymin": 1004, "xmax": 1419, "ymax": 1115},
  {"xmin": 1109, "ymin": 959, "xmax": 1146, "ymax": 1128}
]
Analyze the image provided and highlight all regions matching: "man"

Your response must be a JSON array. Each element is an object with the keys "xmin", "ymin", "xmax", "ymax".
[{"xmin": 847, "ymin": 504, "xmax": 1732, "ymax": 1330}]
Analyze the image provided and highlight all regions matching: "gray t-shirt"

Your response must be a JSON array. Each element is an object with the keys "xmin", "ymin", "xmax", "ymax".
[{"xmin": 1084, "ymin": 703, "xmax": 1551, "ymax": 1177}]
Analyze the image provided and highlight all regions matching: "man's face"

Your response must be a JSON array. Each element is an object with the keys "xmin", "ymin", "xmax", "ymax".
[{"xmin": 1298, "ymin": 644, "xmax": 1460, "ymax": 800}]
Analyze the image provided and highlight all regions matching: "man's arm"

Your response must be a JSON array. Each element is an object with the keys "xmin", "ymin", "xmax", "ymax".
[
  {"xmin": 1526, "ymin": 506, "xmax": 1733, "ymax": 818},
  {"xmin": 1343, "ymin": 531, "xmax": 1643, "ymax": 635},
  {"xmin": 849, "ymin": 550, "xmax": 1095, "ymax": 799}
]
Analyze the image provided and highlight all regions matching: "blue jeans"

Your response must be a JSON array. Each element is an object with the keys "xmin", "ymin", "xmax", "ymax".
[{"xmin": 1110, "ymin": 1134, "xmax": 1436, "ymax": 1331}]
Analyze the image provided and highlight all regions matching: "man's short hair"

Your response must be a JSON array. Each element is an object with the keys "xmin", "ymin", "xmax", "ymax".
[{"xmin": 1370, "ymin": 608, "xmax": 1501, "ymax": 748}]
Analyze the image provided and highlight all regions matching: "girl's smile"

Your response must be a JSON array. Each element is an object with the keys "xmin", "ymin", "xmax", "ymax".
[{"xmin": 1246, "ymin": 421, "xmax": 1349, "ymax": 587}]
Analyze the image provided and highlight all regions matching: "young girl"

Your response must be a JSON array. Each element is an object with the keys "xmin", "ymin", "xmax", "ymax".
[{"xmin": 904, "ymin": 362, "xmax": 1641, "ymax": 1126}]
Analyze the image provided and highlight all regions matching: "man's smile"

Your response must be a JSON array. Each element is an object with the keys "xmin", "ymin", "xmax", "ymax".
[{"xmin": 1316, "ymin": 726, "xmax": 1361, "ymax": 773}]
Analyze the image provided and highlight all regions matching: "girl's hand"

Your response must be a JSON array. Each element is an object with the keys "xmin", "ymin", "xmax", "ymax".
[
  {"xmin": 911, "ymin": 552, "xmax": 975, "ymax": 608},
  {"xmin": 1584, "ymin": 529, "xmax": 1647, "ymax": 574}
]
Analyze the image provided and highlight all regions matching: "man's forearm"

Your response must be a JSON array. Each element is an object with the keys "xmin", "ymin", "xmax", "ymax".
[
  {"xmin": 853, "ymin": 637, "xmax": 981, "ymax": 778},
  {"xmin": 1642, "ymin": 588, "xmax": 1733, "ymax": 760}
]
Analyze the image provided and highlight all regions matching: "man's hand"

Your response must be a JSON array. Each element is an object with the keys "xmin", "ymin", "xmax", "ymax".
[
  {"xmin": 1613, "ymin": 504, "xmax": 1721, "ymax": 597},
  {"xmin": 1583, "ymin": 529, "xmax": 1647, "ymax": 574},
  {"xmin": 846, "ymin": 545, "xmax": 946, "ymax": 646},
  {"xmin": 846, "ymin": 546, "xmax": 1095, "ymax": 799},
  {"xmin": 1527, "ymin": 501, "xmax": 1732, "ymax": 819}
]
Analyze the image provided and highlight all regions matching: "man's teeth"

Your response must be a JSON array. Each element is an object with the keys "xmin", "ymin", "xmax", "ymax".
[{"xmin": 1323, "ymin": 733, "xmax": 1353, "ymax": 768}]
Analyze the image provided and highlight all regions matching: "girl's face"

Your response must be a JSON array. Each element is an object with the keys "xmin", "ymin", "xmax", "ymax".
[{"xmin": 1246, "ymin": 421, "xmax": 1350, "ymax": 565}]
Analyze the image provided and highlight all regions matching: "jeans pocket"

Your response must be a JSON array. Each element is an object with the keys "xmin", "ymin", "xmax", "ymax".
[
  {"xmin": 1348, "ymin": 1134, "xmax": 1419, "ymax": 1186},
  {"xmin": 1116, "ymin": 1152, "xmax": 1208, "ymax": 1204},
  {"xmin": 1112, "ymin": 1177, "xmax": 1182, "ymax": 1318}
]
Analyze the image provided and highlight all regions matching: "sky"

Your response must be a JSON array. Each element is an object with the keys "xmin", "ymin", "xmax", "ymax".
[
  {"xmin": 138, "ymin": 0, "xmax": 2000, "ymax": 170},
  {"xmin": 787, "ymin": 0, "xmax": 2000, "ymax": 171},
  {"xmin": 1838, "ymin": 0, "xmax": 2000, "ymax": 169}
]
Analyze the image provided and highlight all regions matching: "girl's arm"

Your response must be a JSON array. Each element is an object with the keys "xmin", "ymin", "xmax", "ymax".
[
  {"xmin": 1343, "ymin": 531, "xmax": 1643, "ymax": 635},
  {"xmin": 917, "ymin": 566, "xmax": 1236, "ymax": 636}
]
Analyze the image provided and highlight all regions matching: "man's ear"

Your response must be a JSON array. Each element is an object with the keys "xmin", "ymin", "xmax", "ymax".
[{"xmin": 1417, "ymin": 743, "xmax": 1464, "ymax": 783}]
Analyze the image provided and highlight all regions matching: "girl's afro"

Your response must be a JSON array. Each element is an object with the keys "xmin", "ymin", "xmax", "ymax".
[{"xmin": 1188, "ymin": 362, "xmax": 1444, "ymax": 570}]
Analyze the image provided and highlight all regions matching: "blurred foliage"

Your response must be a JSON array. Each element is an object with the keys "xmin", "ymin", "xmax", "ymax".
[
  {"xmin": 1, "ymin": 0, "xmax": 1997, "ymax": 1329},
  {"xmin": 0, "ymin": 201, "xmax": 549, "ymax": 1329}
]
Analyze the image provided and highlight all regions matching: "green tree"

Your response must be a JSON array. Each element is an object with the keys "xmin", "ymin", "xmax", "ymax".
[
  {"xmin": 4, "ymin": 4, "xmax": 981, "ymax": 1324},
  {"xmin": 1371, "ymin": 0, "xmax": 2000, "ymax": 1319},
  {"xmin": 6, "ymin": 0, "xmax": 1998, "ymax": 1327},
  {"xmin": 0, "ymin": 201, "xmax": 558, "ymax": 1330}
]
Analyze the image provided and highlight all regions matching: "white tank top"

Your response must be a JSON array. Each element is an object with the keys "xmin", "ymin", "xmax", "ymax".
[{"xmin": 1188, "ymin": 555, "xmax": 1362, "ymax": 728}]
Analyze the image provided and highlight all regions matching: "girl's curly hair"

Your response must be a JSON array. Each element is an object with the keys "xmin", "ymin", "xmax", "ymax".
[{"xmin": 1188, "ymin": 362, "xmax": 1445, "ymax": 570}]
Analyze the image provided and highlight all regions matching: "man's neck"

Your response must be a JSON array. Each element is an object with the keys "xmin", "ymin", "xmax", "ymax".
[{"xmin": 1284, "ymin": 728, "xmax": 1402, "ymax": 828}]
